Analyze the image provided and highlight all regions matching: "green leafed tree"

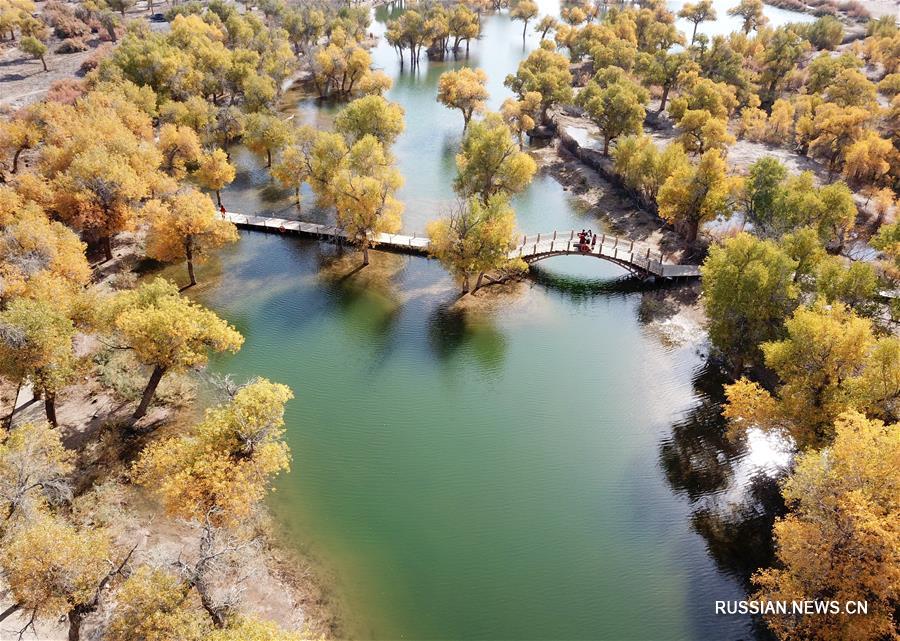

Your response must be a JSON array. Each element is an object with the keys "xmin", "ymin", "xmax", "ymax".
[{"xmin": 701, "ymin": 232, "xmax": 799, "ymax": 375}]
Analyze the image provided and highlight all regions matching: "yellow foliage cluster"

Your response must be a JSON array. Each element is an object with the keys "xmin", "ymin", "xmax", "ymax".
[
  {"xmin": 724, "ymin": 303, "xmax": 900, "ymax": 448},
  {"xmin": 134, "ymin": 379, "xmax": 293, "ymax": 524},
  {"xmin": 753, "ymin": 411, "xmax": 900, "ymax": 641}
]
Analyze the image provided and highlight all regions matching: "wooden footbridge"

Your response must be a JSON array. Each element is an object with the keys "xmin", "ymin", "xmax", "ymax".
[{"xmin": 223, "ymin": 212, "xmax": 700, "ymax": 280}]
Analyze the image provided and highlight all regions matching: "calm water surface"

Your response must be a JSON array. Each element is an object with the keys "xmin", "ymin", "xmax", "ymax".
[{"xmin": 198, "ymin": 2, "xmax": 807, "ymax": 638}]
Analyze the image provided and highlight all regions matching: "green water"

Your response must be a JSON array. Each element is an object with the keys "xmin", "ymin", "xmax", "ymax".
[{"xmin": 195, "ymin": 3, "xmax": 810, "ymax": 639}]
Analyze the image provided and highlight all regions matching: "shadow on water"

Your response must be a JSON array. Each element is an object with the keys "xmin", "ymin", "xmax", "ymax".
[
  {"xmin": 660, "ymin": 360, "xmax": 786, "ymax": 594},
  {"xmin": 427, "ymin": 303, "xmax": 507, "ymax": 370}
]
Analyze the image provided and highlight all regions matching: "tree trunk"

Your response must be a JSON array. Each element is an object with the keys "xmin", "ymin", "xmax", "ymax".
[
  {"xmin": 658, "ymin": 84, "xmax": 671, "ymax": 114},
  {"xmin": 690, "ymin": 22, "xmax": 698, "ymax": 45},
  {"xmin": 185, "ymin": 238, "xmax": 196, "ymax": 287},
  {"xmin": 197, "ymin": 582, "xmax": 227, "ymax": 628},
  {"xmin": 474, "ymin": 272, "xmax": 485, "ymax": 292},
  {"xmin": 6, "ymin": 379, "xmax": 21, "ymax": 430},
  {"xmin": 45, "ymin": 393, "xmax": 57, "ymax": 428},
  {"xmin": 603, "ymin": 137, "xmax": 610, "ymax": 156},
  {"xmin": 362, "ymin": 244, "xmax": 370, "ymax": 266},
  {"xmin": 522, "ymin": 21, "xmax": 527, "ymax": 41},
  {"xmin": 685, "ymin": 219, "xmax": 699, "ymax": 244},
  {"xmin": 0, "ymin": 603, "xmax": 21, "ymax": 622},
  {"xmin": 215, "ymin": 190, "xmax": 222, "ymax": 207},
  {"xmin": 40, "ymin": 56, "xmax": 47, "ymax": 72},
  {"xmin": 266, "ymin": 149, "xmax": 272, "ymax": 167},
  {"xmin": 102, "ymin": 236, "xmax": 113, "ymax": 262},
  {"xmin": 68, "ymin": 610, "xmax": 84, "ymax": 641},
  {"xmin": 462, "ymin": 273, "xmax": 470, "ymax": 294},
  {"xmin": 11, "ymin": 147, "xmax": 22, "ymax": 173},
  {"xmin": 134, "ymin": 365, "xmax": 166, "ymax": 419}
]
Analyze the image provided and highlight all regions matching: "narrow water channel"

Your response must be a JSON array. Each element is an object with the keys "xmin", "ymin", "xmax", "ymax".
[{"xmin": 196, "ymin": 2, "xmax": 811, "ymax": 638}]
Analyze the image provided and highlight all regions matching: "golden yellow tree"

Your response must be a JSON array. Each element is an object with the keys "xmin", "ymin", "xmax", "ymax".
[
  {"xmin": 676, "ymin": 109, "xmax": 735, "ymax": 155},
  {"xmin": 158, "ymin": 123, "xmax": 202, "ymax": 179},
  {"xmin": 333, "ymin": 94, "xmax": 406, "ymax": 146},
  {"xmin": 36, "ymin": 90, "xmax": 164, "ymax": 261},
  {"xmin": 205, "ymin": 616, "xmax": 305, "ymax": 641},
  {"xmin": 332, "ymin": 136, "xmax": 404, "ymax": 266},
  {"xmin": 133, "ymin": 378, "xmax": 292, "ymax": 524},
  {"xmin": 842, "ymin": 131, "xmax": 897, "ymax": 188},
  {"xmin": 104, "ymin": 279, "xmax": 243, "ymax": 419},
  {"xmin": 500, "ymin": 91, "xmax": 541, "ymax": 149},
  {"xmin": 0, "ymin": 187, "xmax": 90, "ymax": 307},
  {"xmin": 0, "ymin": 116, "xmax": 41, "ymax": 176},
  {"xmin": 106, "ymin": 566, "xmax": 209, "ymax": 641},
  {"xmin": 144, "ymin": 190, "xmax": 239, "ymax": 288},
  {"xmin": 724, "ymin": 303, "xmax": 877, "ymax": 448},
  {"xmin": 427, "ymin": 195, "xmax": 522, "ymax": 294},
  {"xmin": 195, "ymin": 148, "xmax": 236, "ymax": 208},
  {"xmin": 437, "ymin": 67, "xmax": 490, "ymax": 132},
  {"xmin": 753, "ymin": 411, "xmax": 900, "ymax": 641},
  {"xmin": 454, "ymin": 112, "xmax": 537, "ymax": 203},
  {"xmin": 766, "ymin": 98, "xmax": 795, "ymax": 144},
  {"xmin": 657, "ymin": 150, "xmax": 737, "ymax": 243},
  {"xmin": 242, "ymin": 112, "xmax": 292, "ymax": 168},
  {"xmin": 0, "ymin": 298, "xmax": 81, "ymax": 427},
  {"xmin": 271, "ymin": 145, "xmax": 309, "ymax": 207},
  {"xmin": 1, "ymin": 511, "xmax": 123, "ymax": 641},
  {"xmin": 0, "ymin": 421, "xmax": 73, "ymax": 526}
]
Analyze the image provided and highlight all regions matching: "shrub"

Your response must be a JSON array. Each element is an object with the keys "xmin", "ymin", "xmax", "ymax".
[
  {"xmin": 806, "ymin": 15, "xmax": 844, "ymax": 49},
  {"xmin": 80, "ymin": 43, "xmax": 112, "ymax": 71},
  {"xmin": 56, "ymin": 37, "xmax": 88, "ymax": 53},
  {"xmin": 46, "ymin": 79, "xmax": 84, "ymax": 104},
  {"xmin": 878, "ymin": 73, "xmax": 900, "ymax": 97},
  {"xmin": 839, "ymin": 0, "xmax": 869, "ymax": 18}
]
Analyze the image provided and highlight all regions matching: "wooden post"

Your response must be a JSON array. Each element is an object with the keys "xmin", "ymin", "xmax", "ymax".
[
  {"xmin": 614, "ymin": 247, "xmax": 618, "ymax": 259},
  {"xmin": 567, "ymin": 240, "xmax": 571, "ymax": 251},
  {"xmin": 533, "ymin": 243, "xmax": 537, "ymax": 254},
  {"xmin": 537, "ymin": 233, "xmax": 541, "ymax": 243},
  {"xmin": 522, "ymin": 234, "xmax": 527, "ymax": 245},
  {"xmin": 646, "ymin": 248, "xmax": 650, "ymax": 259},
  {"xmin": 551, "ymin": 240, "xmax": 554, "ymax": 251},
  {"xmin": 553, "ymin": 230, "xmax": 557, "ymax": 241},
  {"xmin": 614, "ymin": 236, "xmax": 618, "ymax": 247},
  {"xmin": 600, "ymin": 233, "xmax": 605, "ymax": 246},
  {"xmin": 629, "ymin": 239, "xmax": 634, "ymax": 251},
  {"xmin": 569, "ymin": 230, "xmax": 574, "ymax": 240}
]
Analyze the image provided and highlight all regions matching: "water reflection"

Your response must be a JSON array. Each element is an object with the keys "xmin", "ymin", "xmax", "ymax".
[
  {"xmin": 529, "ymin": 263, "xmax": 652, "ymax": 298},
  {"xmin": 427, "ymin": 303, "xmax": 508, "ymax": 370},
  {"xmin": 660, "ymin": 361, "xmax": 789, "ymax": 592}
]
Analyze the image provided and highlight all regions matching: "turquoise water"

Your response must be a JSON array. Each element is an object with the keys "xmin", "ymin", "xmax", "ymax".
[{"xmin": 195, "ymin": 3, "xmax": 808, "ymax": 638}]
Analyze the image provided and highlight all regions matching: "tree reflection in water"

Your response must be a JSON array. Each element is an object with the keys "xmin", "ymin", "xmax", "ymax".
[{"xmin": 660, "ymin": 360, "xmax": 789, "ymax": 599}]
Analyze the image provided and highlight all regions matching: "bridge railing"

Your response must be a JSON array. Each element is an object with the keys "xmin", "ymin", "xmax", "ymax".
[{"xmin": 515, "ymin": 230, "xmax": 667, "ymax": 265}]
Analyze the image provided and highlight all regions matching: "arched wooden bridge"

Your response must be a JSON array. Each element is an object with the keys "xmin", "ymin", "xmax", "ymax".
[
  {"xmin": 223, "ymin": 213, "xmax": 700, "ymax": 280},
  {"xmin": 512, "ymin": 231, "xmax": 700, "ymax": 279}
]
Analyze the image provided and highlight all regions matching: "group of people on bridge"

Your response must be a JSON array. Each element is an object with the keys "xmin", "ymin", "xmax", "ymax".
[{"xmin": 577, "ymin": 229, "xmax": 598, "ymax": 253}]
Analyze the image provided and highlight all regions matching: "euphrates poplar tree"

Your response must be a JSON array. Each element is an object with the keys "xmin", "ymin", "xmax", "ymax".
[{"xmin": 103, "ymin": 279, "xmax": 243, "ymax": 420}]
